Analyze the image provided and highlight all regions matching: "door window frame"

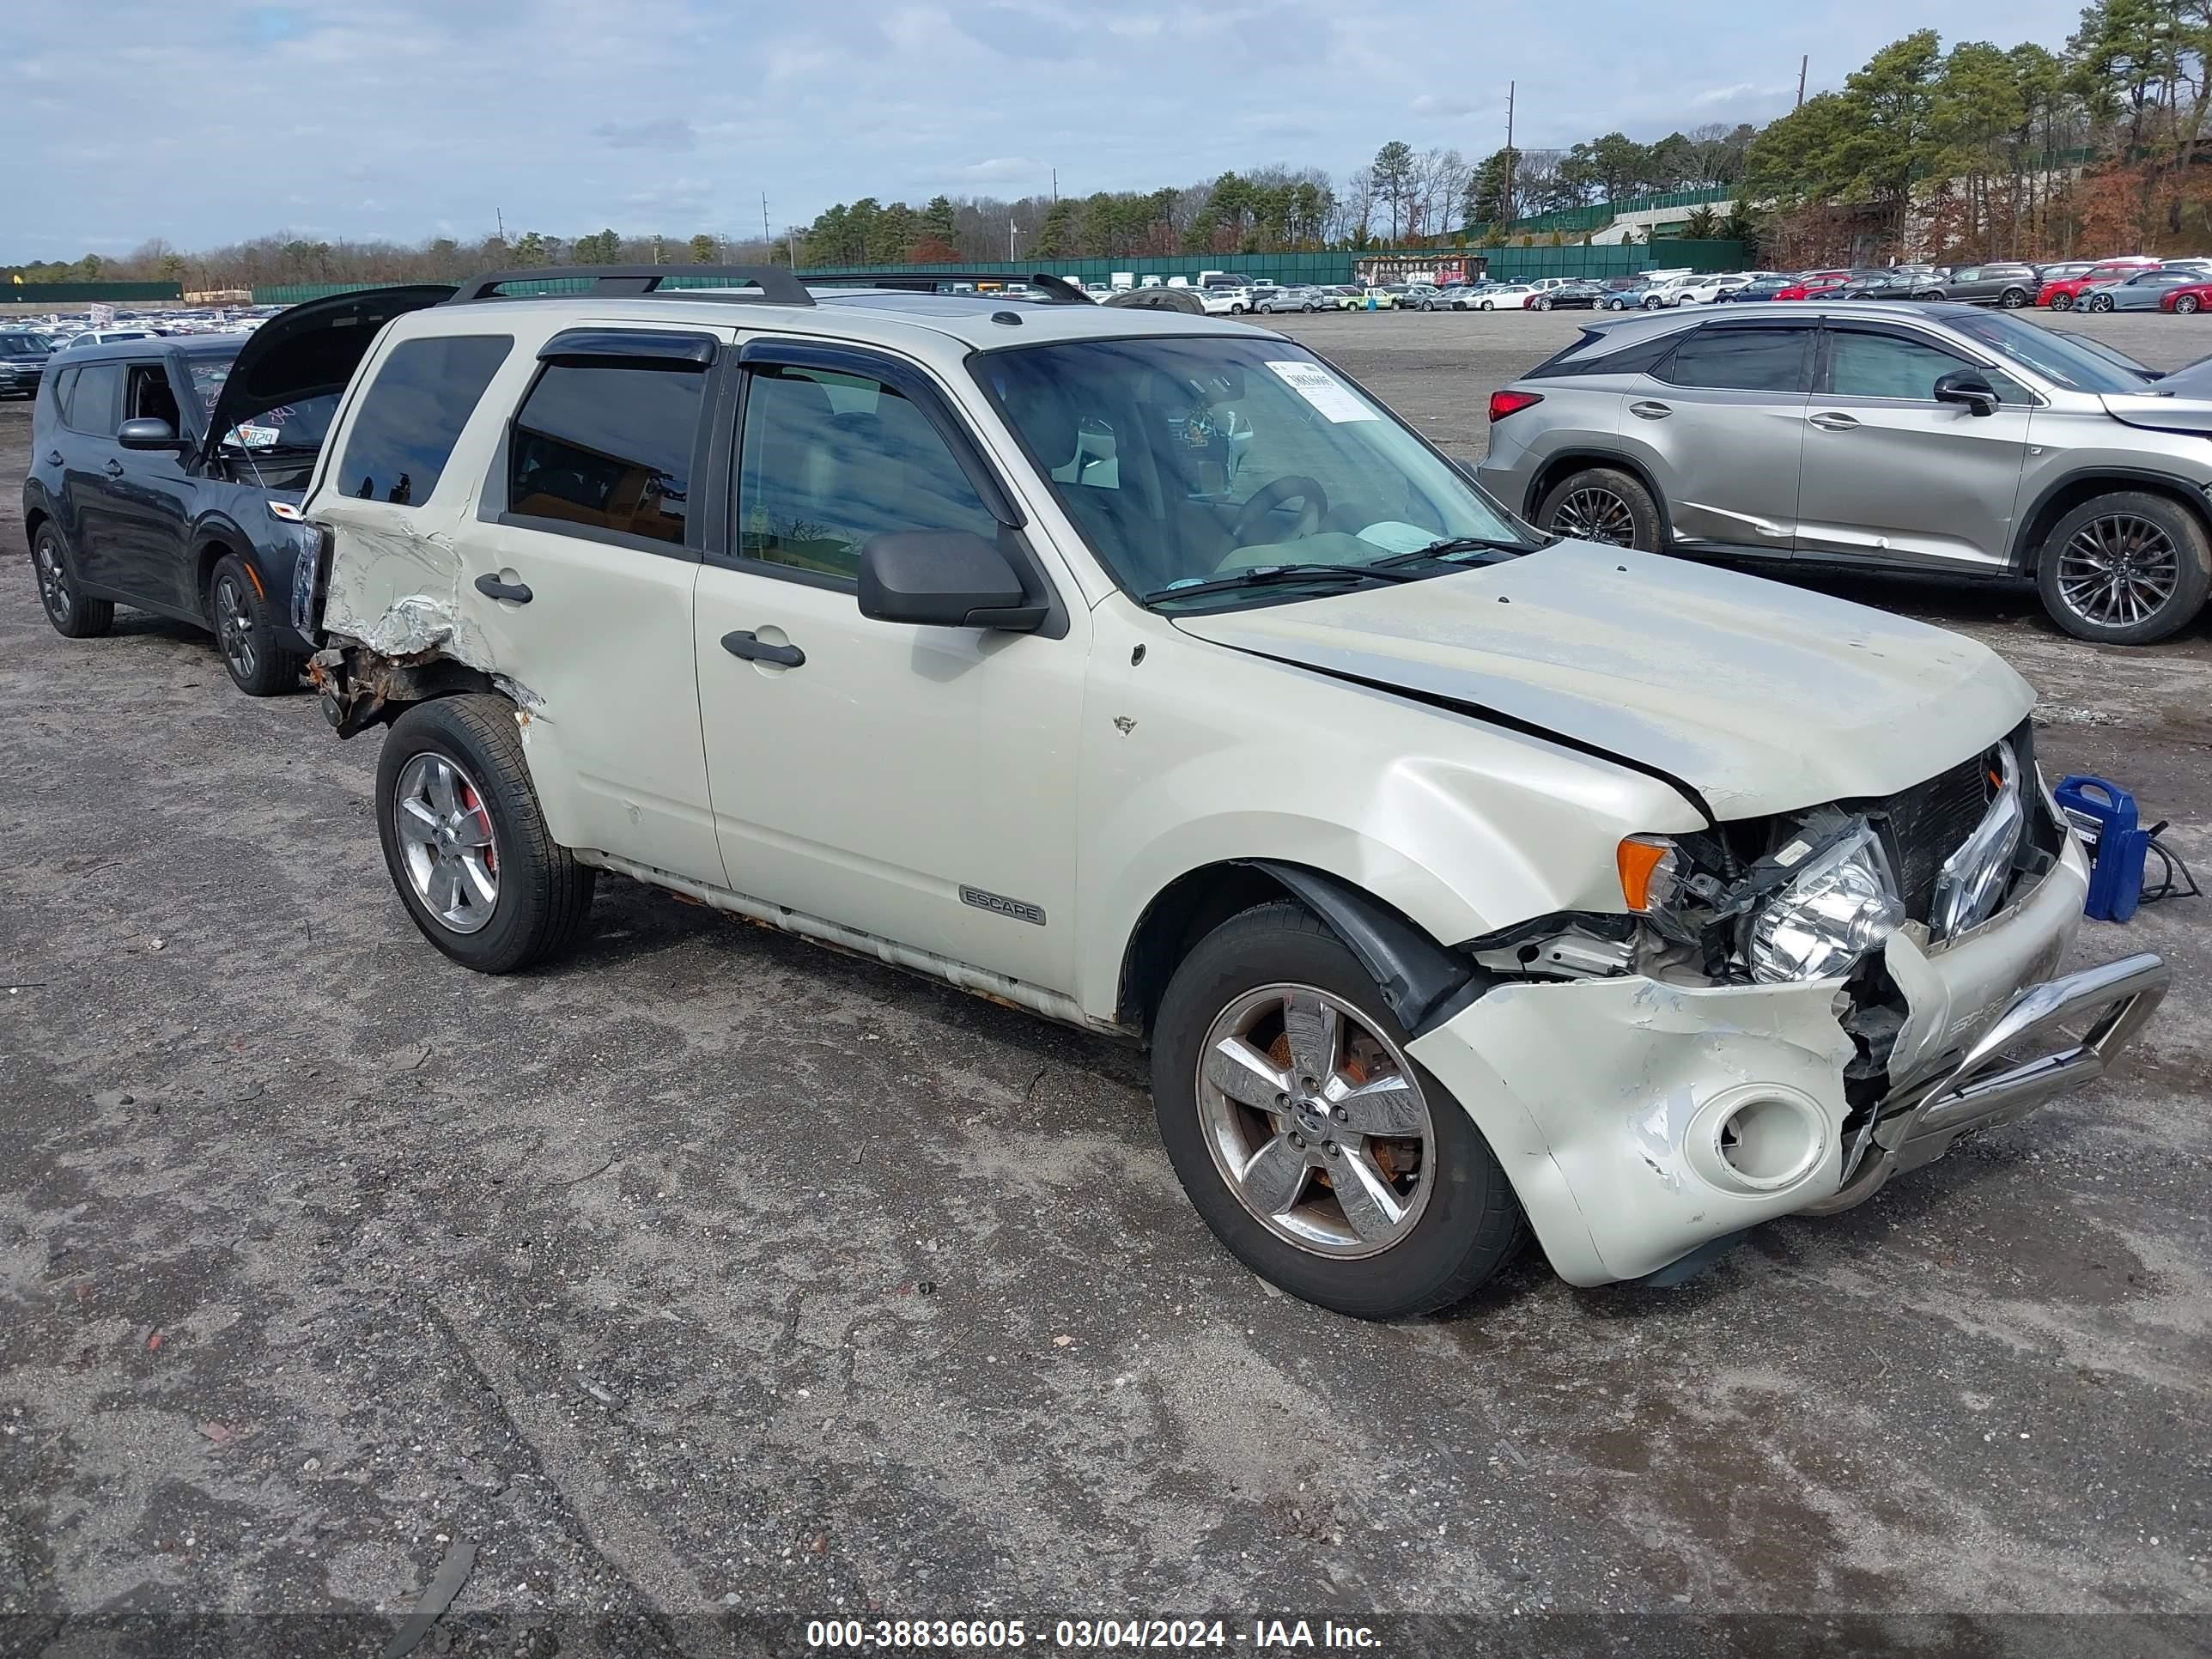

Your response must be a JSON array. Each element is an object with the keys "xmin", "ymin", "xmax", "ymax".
[
  {"xmin": 719, "ymin": 337, "xmax": 1068, "ymax": 638},
  {"xmin": 1813, "ymin": 322, "xmax": 2044, "ymax": 407},
  {"xmin": 1653, "ymin": 320, "xmax": 1818, "ymax": 393},
  {"xmin": 487, "ymin": 327, "xmax": 720, "ymax": 563}
]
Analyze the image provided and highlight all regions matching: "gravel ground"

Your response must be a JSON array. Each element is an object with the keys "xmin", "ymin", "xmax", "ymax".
[{"xmin": 2, "ymin": 307, "xmax": 2208, "ymax": 1657}]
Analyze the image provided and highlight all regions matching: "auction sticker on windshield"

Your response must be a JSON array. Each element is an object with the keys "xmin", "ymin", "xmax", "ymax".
[{"xmin": 1265, "ymin": 360, "xmax": 1376, "ymax": 422}]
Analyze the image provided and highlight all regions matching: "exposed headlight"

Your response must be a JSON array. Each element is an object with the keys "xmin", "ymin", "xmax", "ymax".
[{"xmin": 1748, "ymin": 824, "xmax": 1904, "ymax": 983}]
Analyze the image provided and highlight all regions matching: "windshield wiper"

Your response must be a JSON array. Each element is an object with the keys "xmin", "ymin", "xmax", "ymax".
[
  {"xmin": 1367, "ymin": 533, "xmax": 1540, "ymax": 569},
  {"xmin": 1143, "ymin": 562, "xmax": 1418, "ymax": 604}
]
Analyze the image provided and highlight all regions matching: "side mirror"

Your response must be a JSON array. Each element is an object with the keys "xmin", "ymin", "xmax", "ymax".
[
  {"xmin": 858, "ymin": 531, "xmax": 1044, "ymax": 632},
  {"xmin": 117, "ymin": 416, "xmax": 185, "ymax": 450},
  {"xmin": 1933, "ymin": 369, "xmax": 2000, "ymax": 417}
]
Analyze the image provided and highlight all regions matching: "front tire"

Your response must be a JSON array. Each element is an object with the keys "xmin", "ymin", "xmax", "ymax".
[
  {"xmin": 209, "ymin": 552, "xmax": 305, "ymax": 696},
  {"xmin": 1480, "ymin": 301, "xmax": 1494, "ymax": 311},
  {"xmin": 2088, "ymin": 292, "xmax": 2115, "ymax": 313},
  {"xmin": 374, "ymin": 694, "xmax": 597, "ymax": 973},
  {"xmin": 1538, "ymin": 465, "xmax": 1661, "ymax": 550},
  {"xmin": 1151, "ymin": 902, "xmax": 1525, "ymax": 1319},
  {"xmin": 31, "ymin": 521, "xmax": 112, "ymax": 639},
  {"xmin": 2036, "ymin": 492, "xmax": 2212, "ymax": 645}
]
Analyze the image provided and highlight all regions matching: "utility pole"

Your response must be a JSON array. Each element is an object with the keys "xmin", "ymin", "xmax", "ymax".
[
  {"xmin": 1796, "ymin": 55, "xmax": 1808, "ymax": 109},
  {"xmin": 1009, "ymin": 217, "xmax": 1017, "ymax": 260},
  {"xmin": 1052, "ymin": 167, "xmax": 1058, "ymax": 203},
  {"xmin": 763, "ymin": 194, "xmax": 772, "ymax": 246},
  {"xmin": 1503, "ymin": 82, "xmax": 1516, "ymax": 228},
  {"xmin": 495, "ymin": 207, "xmax": 506, "ymax": 245}
]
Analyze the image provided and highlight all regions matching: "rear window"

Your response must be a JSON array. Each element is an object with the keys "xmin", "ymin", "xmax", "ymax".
[
  {"xmin": 507, "ymin": 362, "xmax": 704, "ymax": 547},
  {"xmin": 334, "ymin": 334, "xmax": 513, "ymax": 507},
  {"xmin": 1661, "ymin": 326, "xmax": 1811, "ymax": 393}
]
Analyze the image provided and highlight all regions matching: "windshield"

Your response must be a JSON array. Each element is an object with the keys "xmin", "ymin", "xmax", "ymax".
[
  {"xmin": 1945, "ymin": 311, "xmax": 2152, "ymax": 394},
  {"xmin": 0, "ymin": 335, "xmax": 45, "ymax": 356},
  {"xmin": 975, "ymin": 335, "xmax": 1529, "ymax": 607}
]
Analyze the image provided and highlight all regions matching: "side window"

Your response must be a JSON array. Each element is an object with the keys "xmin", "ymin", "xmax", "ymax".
[
  {"xmin": 1660, "ymin": 328, "xmax": 1811, "ymax": 393},
  {"xmin": 64, "ymin": 362, "xmax": 123, "ymax": 435},
  {"xmin": 734, "ymin": 363, "xmax": 1000, "ymax": 582},
  {"xmin": 126, "ymin": 363, "xmax": 182, "ymax": 428},
  {"xmin": 507, "ymin": 362, "xmax": 704, "ymax": 547},
  {"xmin": 335, "ymin": 334, "xmax": 513, "ymax": 507},
  {"xmin": 1826, "ymin": 331, "xmax": 2028, "ymax": 404},
  {"xmin": 48, "ymin": 366, "xmax": 80, "ymax": 427}
]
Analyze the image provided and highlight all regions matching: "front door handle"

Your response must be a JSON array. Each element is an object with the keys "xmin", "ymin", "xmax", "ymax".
[
  {"xmin": 1809, "ymin": 411, "xmax": 1861, "ymax": 431},
  {"xmin": 473, "ymin": 573, "xmax": 533, "ymax": 604},
  {"xmin": 103, "ymin": 459, "xmax": 125, "ymax": 477},
  {"xmin": 721, "ymin": 629, "xmax": 805, "ymax": 668},
  {"xmin": 1628, "ymin": 400, "xmax": 1672, "ymax": 420},
  {"xmin": 46, "ymin": 450, "xmax": 64, "ymax": 466}
]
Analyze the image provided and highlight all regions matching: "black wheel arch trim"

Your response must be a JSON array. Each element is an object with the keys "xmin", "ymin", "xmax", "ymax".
[
  {"xmin": 1242, "ymin": 860, "xmax": 1481, "ymax": 1036},
  {"xmin": 2008, "ymin": 468, "xmax": 2212, "ymax": 574}
]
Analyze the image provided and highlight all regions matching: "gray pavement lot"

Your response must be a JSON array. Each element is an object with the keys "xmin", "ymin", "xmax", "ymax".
[{"xmin": 2, "ymin": 307, "xmax": 2209, "ymax": 1650}]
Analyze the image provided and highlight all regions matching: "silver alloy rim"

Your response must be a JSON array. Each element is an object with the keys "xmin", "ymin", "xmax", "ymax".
[
  {"xmin": 392, "ymin": 752, "xmax": 501, "ymax": 933},
  {"xmin": 215, "ymin": 574, "xmax": 257, "ymax": 679},
  {"xmin": 1196, "ymin": 983, "xmax": 1436, "ymax": 1258},
  {"xmin": 1552, "ymin": 486, "xmax": 1637, "ymax": 545},
  {"xmin": 2183, "ymin": 296, "xmax": 2201, "ymax": 313},
  {"xmin": 34, "ymin": 536, "xmax": 70, "ymax": 622},
  {"xmin": 2056, "ymin": 514, "xmax": 2183, "ymax": 629}
]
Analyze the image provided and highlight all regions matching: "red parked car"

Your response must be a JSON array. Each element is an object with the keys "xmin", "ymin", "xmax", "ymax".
[
  {"xmin": 2159, "ymin": 280, "xmax": 2212, "ymax": 313},
  {"xmin": 1773, "ymin": 270, "xmax": 1852, "ymax": 301},
  {"xmin": 2039, "ymin": 258, "xmax": 2161, "ymax": 309}
]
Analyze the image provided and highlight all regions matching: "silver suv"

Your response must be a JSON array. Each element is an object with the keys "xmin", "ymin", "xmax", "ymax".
[{"xmin": 1478, "ymin": 301, "xmax": 2212, "ymax": 643}]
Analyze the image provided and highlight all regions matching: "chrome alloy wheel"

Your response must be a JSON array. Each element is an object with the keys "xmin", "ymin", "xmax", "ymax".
[
  {"xmin": 1197, "ymin": 984, "xmax": 1437, "ymax": 1258},
  {"xmin": 214, "ymin": 571, "xmax": 257, "ymax": 681},
  {"xmin": 1552, "ymin": 485, "xmax": 1638, "ymax": 545},
  {"xmin": 2056, "ymin": 514, "xmax": 2183, "ymax": 629},
  {"xmin": 392, "ymin": 752, "xmax": 501, "ymax": 933},
  {"xmin": 33, "ymin": 534, "xmax": 70, "ymax": 623}
]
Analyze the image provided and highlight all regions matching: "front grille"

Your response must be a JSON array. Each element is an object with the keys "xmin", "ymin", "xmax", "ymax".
[{"xmin": 1867, "ymin": 752, "xmax": 1995, "ymax": 923}]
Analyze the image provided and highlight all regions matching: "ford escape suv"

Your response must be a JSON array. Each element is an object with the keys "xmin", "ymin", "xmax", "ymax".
[
  {"xmin": 1479, "ymin": 301, "xmax": 2212, "ymax": 645},
  {"xmin": 282, "ymin": 266, "xmax": 2166, "ymax": 1318}
]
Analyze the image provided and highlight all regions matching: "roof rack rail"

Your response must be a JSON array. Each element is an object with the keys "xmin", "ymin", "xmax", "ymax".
[
  {"xmin": 805, "ymin": 270, "xmax": 1097, "ymax": 305},
  {"xmin": 446, "ymin": 265, "xmax": 816, "ymax": 306}
]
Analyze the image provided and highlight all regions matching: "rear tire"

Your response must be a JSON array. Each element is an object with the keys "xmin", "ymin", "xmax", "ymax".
[
  {"xmin": 31, "ymin": 521, "xmax": 112, "ymax": 639},
  {"xmin": 2178, "ymin": 295, "xmax": 2202, "ymax": 314},
  {"xmin": 1151, "ymin": 902, "xmax": 1526, "ymax": 1319},
  {"xmin": 1538, "ymin": 466, "xmax": 1662, "ymax": 550},
  {"xmin": 2000, "ymin": 287, "xmax": 2028, "ymax": 309},
  {"xmin": 209, "ymin": 552, "xmax": 305, "ymax": 696},
  {"xmin": 374, "ymin": 694, "xmax": 598, "ymax": 974},
  {"xmin": 2036, "ymin": 491, "xmax": 2212, "ymax": 646},
  {"xmin": 2051, "ymin": 292, "xmax": 2075, "ymax": 311}
]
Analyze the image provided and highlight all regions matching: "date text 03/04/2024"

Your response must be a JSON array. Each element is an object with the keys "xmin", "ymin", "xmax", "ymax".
[{"xmin": 804, "ymin": 1618, "xmax": 1382, "ymax": 1650}]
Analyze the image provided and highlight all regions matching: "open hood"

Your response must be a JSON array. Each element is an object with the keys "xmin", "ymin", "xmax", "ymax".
[
  {"xmin": 201, "ymin": 283, "xmax": 454, "ymax": 459},
  {"xmin": 1172, "ymin": 541, "xmax": 2034, "ymax": 822}
]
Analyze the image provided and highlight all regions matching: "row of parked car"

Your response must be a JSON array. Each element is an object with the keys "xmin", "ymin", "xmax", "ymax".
[{"xmin": 19, "ymin": 266, "xmax": 2169, "ymax": 1317}]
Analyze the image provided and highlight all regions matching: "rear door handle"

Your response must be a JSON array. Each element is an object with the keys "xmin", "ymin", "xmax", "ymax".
[
  {"xmin": 1628, "ymin": 400, "xmax": 1671, "ymax": 420},
  {"xmin": 473, "ymin": 573, "xmax": 532, "ymax": 604},
  {"xmin": 1809, "ymin": 411, "xmax": 1861, "ymax": 431},
  {"xmin": 720, "ymin": 629, "xmax": 805, "ymax": 668},
  {"xmin": 103, "ymin": 459, "xmax": 125, "ymax": 477}
]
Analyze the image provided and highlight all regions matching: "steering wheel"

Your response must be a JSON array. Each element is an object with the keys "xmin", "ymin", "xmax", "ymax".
[{"xmin": 1230, "ymin": 476, "xmax": 1329, "ymax": 547}]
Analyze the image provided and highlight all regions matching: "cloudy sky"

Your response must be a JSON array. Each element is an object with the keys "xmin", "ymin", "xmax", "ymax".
[{"xmin": 7, "ymin": 0, "xmax": 2086, "ymax": 257}]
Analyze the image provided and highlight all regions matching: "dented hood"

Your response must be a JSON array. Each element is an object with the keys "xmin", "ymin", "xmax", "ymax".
[
  {"xmin": 201, "ymin": 284, "xmax": 454, "ymax": 459},
  {"xmin": 1172, "ymin": 540, "xmax": 2034, "ymax": 820}
]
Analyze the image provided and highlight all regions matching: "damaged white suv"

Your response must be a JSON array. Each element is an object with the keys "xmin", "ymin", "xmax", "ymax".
[{"xmin": 286, "ymin": 266, "xmax": 2168, "ymax": 1317}]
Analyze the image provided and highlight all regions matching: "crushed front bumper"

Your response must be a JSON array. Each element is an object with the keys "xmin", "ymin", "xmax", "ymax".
[{"xmin": 1406, "ymin": 841, "xmax": 2170, "ymax": 1286}]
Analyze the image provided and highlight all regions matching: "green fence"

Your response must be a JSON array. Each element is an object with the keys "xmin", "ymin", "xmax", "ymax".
[
  {"xmin": 1477, "ymin": 240, "xmax": 1746, "ymax": 280},
  {"xmin": 4, "ymin": 280, "xmax": 183, "ymax": 303}
]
